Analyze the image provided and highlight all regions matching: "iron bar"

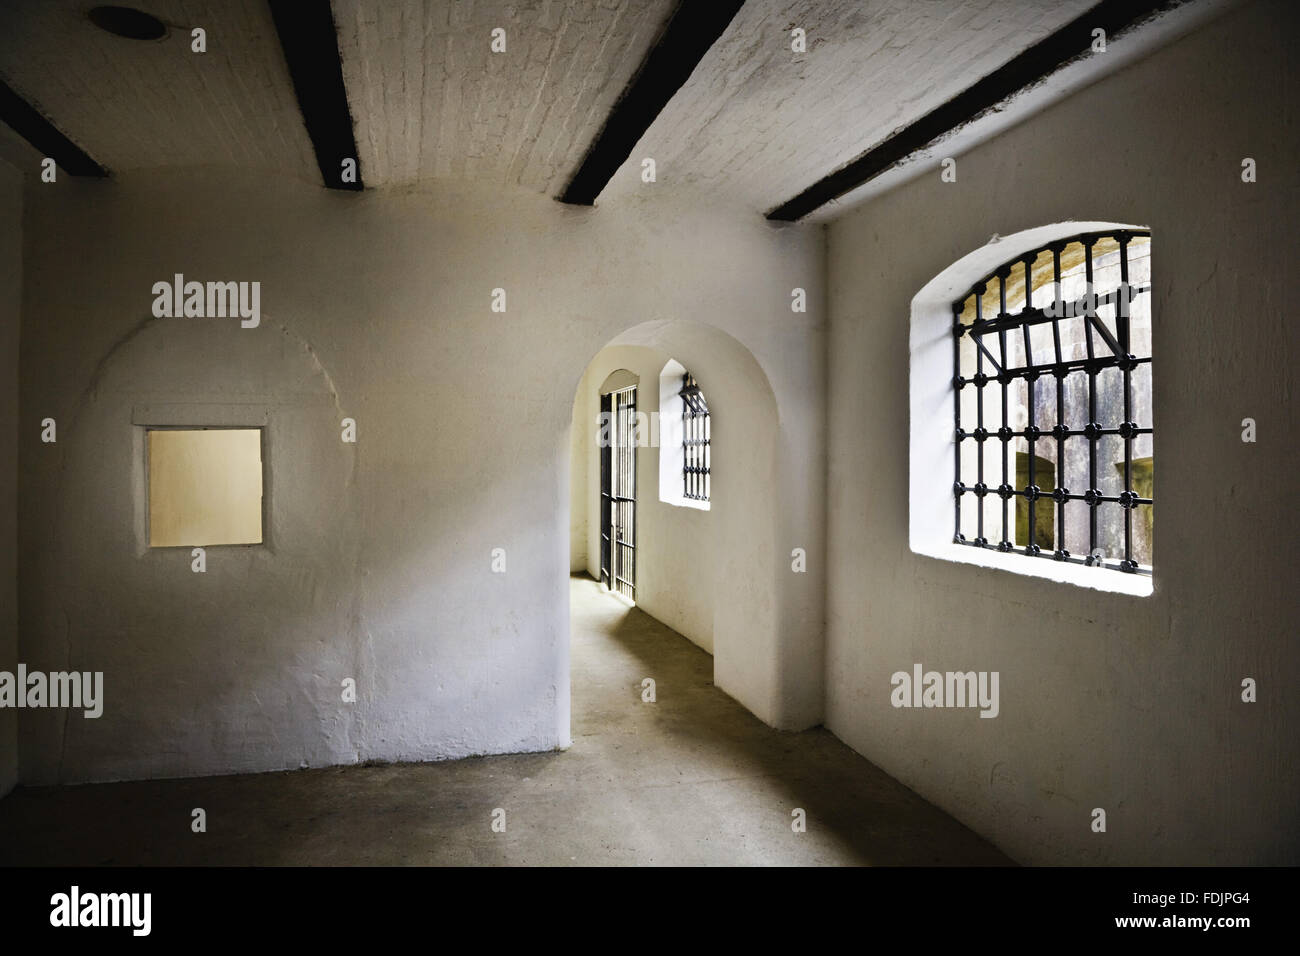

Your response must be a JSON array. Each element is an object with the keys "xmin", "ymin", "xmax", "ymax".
[{"xmin": 952, "ymin": 230, "xmax": 1153, "ymax": 574}]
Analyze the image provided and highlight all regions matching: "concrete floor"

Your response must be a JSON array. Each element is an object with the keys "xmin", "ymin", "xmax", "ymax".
[{"xmin": 0, "ymin": 576, "xmax": 1012, "ymax": 865}]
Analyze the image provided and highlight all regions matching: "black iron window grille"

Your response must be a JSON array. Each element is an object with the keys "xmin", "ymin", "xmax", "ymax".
[
  {"xmin": 680, "ymin": 372, "xmax": 710, "ymax": 502},
  {"xmin": 952, "ymin": 230, "xmax": 1153, "ymax": 575}
]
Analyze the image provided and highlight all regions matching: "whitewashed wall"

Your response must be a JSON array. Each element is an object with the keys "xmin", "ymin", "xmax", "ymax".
[
  {"xmin": 17, "ymin": 172, "xmax": 825, "ymax": 784},
  {"xmin": 824, "ymin": 0, "xmax": 1298, "ymax": 865}
]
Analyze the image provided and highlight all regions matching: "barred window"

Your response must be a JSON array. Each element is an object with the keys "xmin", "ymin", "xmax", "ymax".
[
  {"xmin": 952, "ymin": 230, "xmax": 1153, "ymax": 575},
  {"xmin": 680, "ymin": 371, "xmax": 710, "ymax": 502}
]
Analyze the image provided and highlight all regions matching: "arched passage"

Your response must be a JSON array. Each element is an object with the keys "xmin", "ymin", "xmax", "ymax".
[{"xmin": 562, "ymin": 319, "xmax": 800, "ymax": 737}]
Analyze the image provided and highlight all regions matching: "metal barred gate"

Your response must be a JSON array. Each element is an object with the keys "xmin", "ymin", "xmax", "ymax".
[{"xmin": 599, "ymin": 387, "xmax": 636, "ymax": 600}]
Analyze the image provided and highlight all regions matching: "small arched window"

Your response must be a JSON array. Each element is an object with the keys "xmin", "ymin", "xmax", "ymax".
[
  {"xmin": 951, "ymin": 230, "xmax": 1152, "ymax": 575},
  {"xmin": 679, "ymin": 371, "xmax": 711, "ymax": 502},
  {"xmin": 658, "ymin": 360, "xmax": 710, "ymax": 510}
]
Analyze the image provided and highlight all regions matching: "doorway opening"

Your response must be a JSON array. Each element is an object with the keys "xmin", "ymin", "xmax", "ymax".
[
  {"xmin": 600, "ymin": 385, "xmax": 637, "ymax": 602},
  {"xmin": 566, "ymin": 320, "xmax": 816, "ymax": 735}
]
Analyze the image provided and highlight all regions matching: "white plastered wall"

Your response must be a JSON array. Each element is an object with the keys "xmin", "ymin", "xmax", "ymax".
[
  {"xmin": 824, "ymin": 0, "xmax": 1299, "ymax": 865},
  {"xmin": 18, "ymin": 171, "xmax": 826, "ymax": 784}
]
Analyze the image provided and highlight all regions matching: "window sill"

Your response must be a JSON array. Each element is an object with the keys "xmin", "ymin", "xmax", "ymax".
[
  {"xmin": 916, "ymin": 542, "xmax": 1153, "ymax": 597},
  {"xmin": 659, "ymin": 495, "xmax": 711, "ymax": 512}
]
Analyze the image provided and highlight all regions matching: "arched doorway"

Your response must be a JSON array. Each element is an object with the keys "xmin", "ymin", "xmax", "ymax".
[{"xmin": 562, "ymin": 319, "xmax": 804, "ymax": 742}]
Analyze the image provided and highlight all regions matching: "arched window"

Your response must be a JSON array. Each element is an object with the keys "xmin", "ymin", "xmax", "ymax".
[
  {"xmin": 679, "ymin": 371, "xmax": 711, "ymax": 502},
  {"xmin": 658, "ymin": 360, "xmax": 711, "ymax": 510},
  {"xmin": 951, "ymin": 230, "xmax": 1152, "ymax": 575}
]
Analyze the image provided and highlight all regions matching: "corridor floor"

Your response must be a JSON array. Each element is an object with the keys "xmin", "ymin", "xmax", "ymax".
[{"xmin": 0, "ymin": 576, "xmax": 1012, "ymax": 865}]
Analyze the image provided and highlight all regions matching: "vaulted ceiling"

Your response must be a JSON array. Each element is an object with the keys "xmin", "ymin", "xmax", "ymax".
[{"xmin": 0, "ymin": 0, "xmax": 1235, "ymax": 220}]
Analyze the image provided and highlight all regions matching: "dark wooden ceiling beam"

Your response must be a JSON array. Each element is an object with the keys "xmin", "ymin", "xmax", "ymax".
[
  {"xmin": 559, "ymin": 0, "xmax": 745, "ymax": 206},
  {"xmin": 268, "ymin": 0, "xmax": 362, "ymax": 191},
  {"xmin": 766, "ymin": 0, "xmax": 1187, "ymax": 222},
  {"xmin": 0, "ymin": 78, "xmax": 107, "ymax": 177}
]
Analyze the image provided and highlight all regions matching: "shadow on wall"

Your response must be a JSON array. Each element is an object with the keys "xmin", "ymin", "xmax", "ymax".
[
  {"xmin": 26, "ymin": 302, "xmax": 576, "ymax": 783},
  {"xmin": 0, "ymin": 576, "xmax": 1012, "ymax": 866}
]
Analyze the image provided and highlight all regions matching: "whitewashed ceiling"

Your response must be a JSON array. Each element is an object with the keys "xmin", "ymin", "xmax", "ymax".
[
  {"xmin": 0, "ymin": 0, "xmax": 317, "ymax": 180},
  {"xmin": 599, "ymin": 0, "xmax": 1099, "ymax": 207},
  {"xmin": 0, "ymin": 0, "xmax": 1231, "ymax": 215},
  {"xmin": 334, "ymin": 0, "xmax": 678, "ymax": 192}
]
